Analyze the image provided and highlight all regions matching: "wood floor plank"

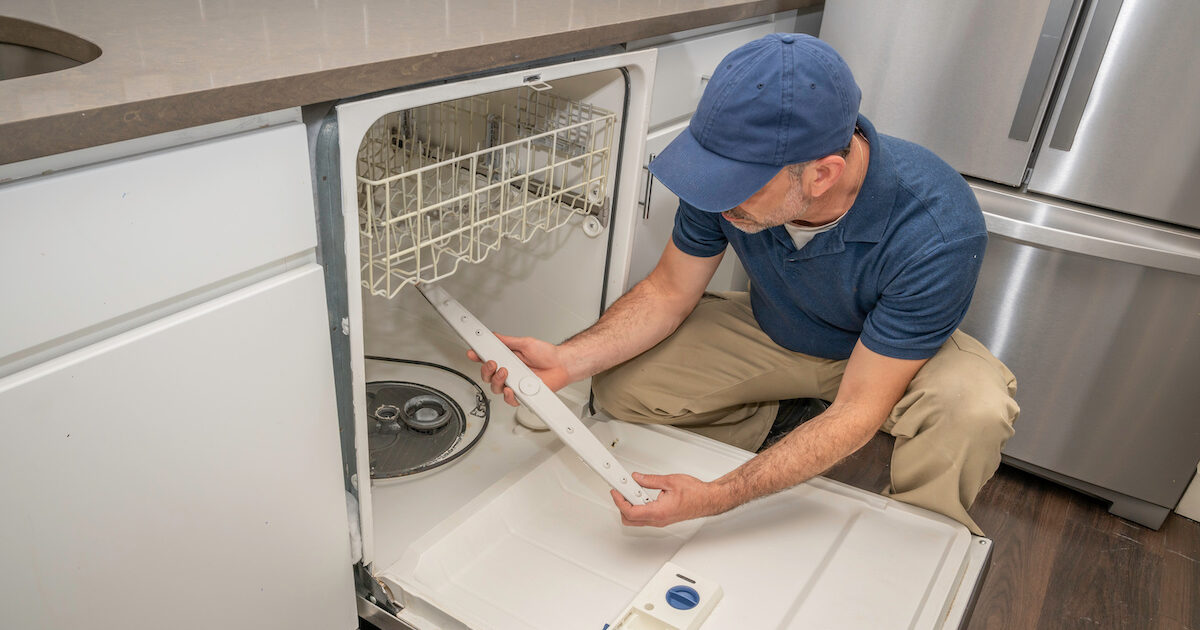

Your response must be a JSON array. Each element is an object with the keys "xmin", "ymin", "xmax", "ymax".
[
  {"xmin": 1158, "ymin": 552, "xmax": 1199, "ymax": 630},
  {"xmin": 1157, "ymin": 515, "xmax": 1200, "ymax": 629},
  {"xmin": 1162, "ymin": 512, "xmax": 1200, "ymax": 563},
  {"xmin": 1035, "ymin": 496, "xmax": 1165, "ymax": 629},
  {"xmin": 967, "ymin": 467, "xmax": 1075, "ymax": 630},
  {"xmin": 823, "ymin": 431, "xmax": 893, "ymax": 491},
  {"xmin": 1153, "ymin": 618, "xmax": 1191, "ymax": 630}
]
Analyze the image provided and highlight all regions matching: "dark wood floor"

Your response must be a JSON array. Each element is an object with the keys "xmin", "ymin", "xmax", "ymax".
[{"xmin": 824, "ymin": 433, "xmax": 1200, "ymax": 630}]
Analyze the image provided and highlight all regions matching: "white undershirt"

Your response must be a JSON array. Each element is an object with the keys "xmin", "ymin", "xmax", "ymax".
[{"xmin": 783, "ymin": 211, "xmax": 846, "ymax": 251}]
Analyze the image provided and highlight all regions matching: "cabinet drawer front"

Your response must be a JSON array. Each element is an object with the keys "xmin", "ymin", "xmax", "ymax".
[
  {"xmin": 0, "ymin": 122, "xmax": 316, "ymax": 362},
  {"xmin": 0, "ymin": 265, "xmax": 355, "ymax": 630},
  {"xmin": 646, "ymin": 21, "xmax": 783, "ymax": 129}
]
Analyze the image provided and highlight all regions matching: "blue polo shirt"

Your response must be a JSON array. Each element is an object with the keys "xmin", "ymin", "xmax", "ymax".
[{"xmin": 671, "ymin": 116, "xmax": 986, "ymax": 361}]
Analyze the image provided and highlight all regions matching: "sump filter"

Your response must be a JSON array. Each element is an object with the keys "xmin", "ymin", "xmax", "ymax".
[{"xmin": 365, "ymin": 359, "xmax": 488, "ymax": 478}]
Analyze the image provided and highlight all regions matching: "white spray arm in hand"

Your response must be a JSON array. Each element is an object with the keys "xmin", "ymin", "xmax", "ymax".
[{"xmin": 416, "ymin": 283, "xmax": 651, "ymax": 506}]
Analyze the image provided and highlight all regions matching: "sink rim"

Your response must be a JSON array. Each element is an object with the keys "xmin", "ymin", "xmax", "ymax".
[{"xmin": 0, "ymin": 15, "xmax": 102, "ymax": 67}]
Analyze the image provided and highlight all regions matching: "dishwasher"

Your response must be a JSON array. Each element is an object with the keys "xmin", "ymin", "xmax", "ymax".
[{"xmin": 311, "ymin": 48, "xmax": 991, "ymax": 630}]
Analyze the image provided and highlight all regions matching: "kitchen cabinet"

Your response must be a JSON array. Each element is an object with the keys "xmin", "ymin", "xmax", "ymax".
[
  {"xmin": 0, "ymin": 115, "xmax": 318, "ymax": 377},
  {"xmin": 632, "ymin": 14, "xmax": 798, "ymax": 129},
  {"xmin": 629, "ymin": 121, "xmax": 749, "ymax": 292},
  {"xmin": 0, "ymin": 266, "xmax": 354, "ymax": 629},
  {"xmin": 0, "ymin": 113, "xmax": 356, "ymax": 629}
]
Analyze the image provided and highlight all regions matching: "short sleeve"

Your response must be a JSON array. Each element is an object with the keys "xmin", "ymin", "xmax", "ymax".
[
  {"xmin": 671, "ymin": 200, "xmax": 728, "ymax": 258},
  {"xmin": 860, "ymin": 234, "xmax": 987, "ymax": 360}
]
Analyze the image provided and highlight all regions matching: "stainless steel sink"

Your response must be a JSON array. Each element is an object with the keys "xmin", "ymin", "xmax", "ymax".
[{"xmin": 0, "ymin": 16, "xmax": 101, "ymax": 81}]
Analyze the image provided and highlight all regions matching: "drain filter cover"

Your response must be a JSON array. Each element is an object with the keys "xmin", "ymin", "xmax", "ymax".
[{"xmin": 366, "ymin": 379, "xmax": 476, "ymax": 478}]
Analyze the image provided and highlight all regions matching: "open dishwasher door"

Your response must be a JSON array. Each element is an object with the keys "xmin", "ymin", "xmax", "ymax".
[{"xmin": 376, "ymin": 418, "xmax": 990, "ymax": 630}]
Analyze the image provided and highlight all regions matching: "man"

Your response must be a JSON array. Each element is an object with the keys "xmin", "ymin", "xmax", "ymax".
[{"xmin": 472, "ymin": 33, "xmax": 1018, "ymax": 535}]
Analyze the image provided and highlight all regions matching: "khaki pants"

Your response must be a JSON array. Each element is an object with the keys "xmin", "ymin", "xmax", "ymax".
[{"xmin": 592, "ymin": 292, "xmax": 1018, "ymax": 535}]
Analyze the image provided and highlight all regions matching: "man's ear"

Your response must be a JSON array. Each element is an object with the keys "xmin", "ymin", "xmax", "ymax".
[{"xmin": 803, "ymin": 155, "xmax": 847, "ymax": 198}]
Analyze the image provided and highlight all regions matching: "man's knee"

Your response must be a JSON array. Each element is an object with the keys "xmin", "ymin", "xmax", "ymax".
[
  {"xmin": 591, "ymin": 363, "xmax": 650, "ymax": 422},
  {"xmin": 944, "ymin": 376, "xmax": 1017, "ymax": 448},
  {"xmin": 893, "ymin": 363, "xmax": 1018, "ymax": 449}
]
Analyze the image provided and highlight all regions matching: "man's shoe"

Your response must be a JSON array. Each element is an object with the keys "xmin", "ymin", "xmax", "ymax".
[{"xmin": 758, "ymin": 398, "xmax": 830, "ymax": 452}]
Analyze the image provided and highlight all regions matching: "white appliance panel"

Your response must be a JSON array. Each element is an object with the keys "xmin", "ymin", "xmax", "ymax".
[
  {"xmin": 0, "ymin": 122, "xmax": 318, "ymax": 364},
  {"xmin": 0, "ymin": 266, "xmax": 356, "ymax": 630}
]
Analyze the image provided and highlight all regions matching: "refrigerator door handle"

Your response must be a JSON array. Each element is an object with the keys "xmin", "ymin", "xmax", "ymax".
[
  {"xmin": 1048, "ymin": 0, "xmax": 1126, "ymax": 151},
  {"xmin": 975, "ymin": 185, "xmax": 1200, "ymax": 276},
  {"xmin": 1007, "ymin": 0, "xmax": 1078, "ymax": 142}
]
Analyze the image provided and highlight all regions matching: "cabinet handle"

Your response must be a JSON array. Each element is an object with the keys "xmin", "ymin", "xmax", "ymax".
[{"xmin": 639, "ymin": 153, "xmax": 657, "ymax": 220}]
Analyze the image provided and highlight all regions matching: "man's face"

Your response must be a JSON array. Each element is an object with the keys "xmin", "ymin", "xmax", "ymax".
[{"xmin": 721, "ymin": 167, "xmax": 812, "ymax": 234}]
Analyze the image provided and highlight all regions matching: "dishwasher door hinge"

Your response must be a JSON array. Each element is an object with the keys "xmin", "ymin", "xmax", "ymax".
[{"xmin": 355, "ymin": 563, "xmax": 401, "ymax": 615}]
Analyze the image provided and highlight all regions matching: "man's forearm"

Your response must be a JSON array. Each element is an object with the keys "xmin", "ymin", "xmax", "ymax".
[
  {"xmin": 610, "ymin": 341, "xmax": 924, "ymax": 527},
  {"xmin": 710, "ymin": 401, "xmax": 885, "ymax": 511},
  {"xmin": 559, "ymin": 275, "xmax": 696, "ymax": 382}
]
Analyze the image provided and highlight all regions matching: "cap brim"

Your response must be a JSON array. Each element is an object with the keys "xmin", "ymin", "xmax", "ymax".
[{"xmin": 647, "ymin": 126, "xmax": 783, "ymax": 213}]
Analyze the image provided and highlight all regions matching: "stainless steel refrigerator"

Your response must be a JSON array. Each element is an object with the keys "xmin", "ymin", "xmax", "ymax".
[{"xmin": 821, "ymin": 0, "xmax": 1200, "ymax": 528}]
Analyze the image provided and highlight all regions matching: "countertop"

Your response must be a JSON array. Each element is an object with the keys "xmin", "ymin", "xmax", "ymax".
[{"xmin": 0, "ymin": 0, "xmax": 817, "ymax": 165}]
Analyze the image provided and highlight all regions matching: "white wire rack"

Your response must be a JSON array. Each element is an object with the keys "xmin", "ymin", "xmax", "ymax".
[{"xmin": 356, "ymin": 88, "xmax": 617, "ymax": 298}]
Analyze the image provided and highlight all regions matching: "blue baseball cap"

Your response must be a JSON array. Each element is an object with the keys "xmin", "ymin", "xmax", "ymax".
[{"xmin": 648, "ymin": 33, "xmax": 862, "ymax": 213}]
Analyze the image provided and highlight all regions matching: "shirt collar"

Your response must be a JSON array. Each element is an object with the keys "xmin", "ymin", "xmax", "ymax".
[
  {"xmin": 767, "ymin": 115, "xmax": 898, "ymax": 260},
  {"xmin": 838, "ymin": 115, "xmax": 897, "ymax": 244}
]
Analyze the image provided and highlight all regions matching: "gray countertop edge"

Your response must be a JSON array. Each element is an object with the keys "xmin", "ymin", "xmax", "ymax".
[{"xmin": 1, "ymin": 0, "xmax": 818, "ymax": 166}]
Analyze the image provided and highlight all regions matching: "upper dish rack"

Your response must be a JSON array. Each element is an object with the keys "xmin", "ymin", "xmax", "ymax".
[{"xmin": 356, "ymin": 88, "xmax": 617, "ymax": 298}]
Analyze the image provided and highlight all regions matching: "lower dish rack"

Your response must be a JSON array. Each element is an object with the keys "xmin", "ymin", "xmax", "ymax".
[{"xmin": 356, "ymin": 88, "xmax": 617, "ymax": 298}]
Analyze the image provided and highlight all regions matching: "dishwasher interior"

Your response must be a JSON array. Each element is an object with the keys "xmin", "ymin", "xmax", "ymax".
[
  {"xmin": 356, "ymin": 69, "xmax": 628, "ymax": 546},
  {"xmin": 321, "ymin": 50, "xmax": 991, "ymax": 630},
  {"xmin": 332, "ymin": 58, "xmax": 668, "ymax": 628}
]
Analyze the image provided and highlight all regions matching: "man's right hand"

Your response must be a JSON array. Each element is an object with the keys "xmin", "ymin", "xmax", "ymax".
[{"xmin": 467, "ymin": 333, "xmax": 572, "ymax": 407}]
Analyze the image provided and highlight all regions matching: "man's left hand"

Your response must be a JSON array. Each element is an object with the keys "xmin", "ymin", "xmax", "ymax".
[{"xmin": 610, "ymin": 472, "xmax": 730, "ymax": 527}]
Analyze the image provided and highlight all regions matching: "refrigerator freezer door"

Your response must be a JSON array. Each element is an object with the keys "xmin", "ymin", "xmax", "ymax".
[
  {"xmin": 1028, "ymin": 0, "xmax": 1200, "ymax": 229},
  {"xmin": 961, "ymin": 183, "xmax": 1200, "ymax": 524},
  {"xmin": 820, "ymin": 0, "xmax": 1080, "ymax": 186}
]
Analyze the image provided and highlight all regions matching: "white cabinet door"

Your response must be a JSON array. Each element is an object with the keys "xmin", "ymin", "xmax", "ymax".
[
  {"xmin": 0, "ymin": 265, "xmax": 356, "ymax": 630},
  {"xmin": 0, "ymin": 122, "xmax": 317, "ymax": 365},
  {"xmin": 639, "ymin": 20, "xmax": 786, "ymax": 129},
  {"xmin": 628, "ymin": 121, "xmax": 747, "ymax": 292}
]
